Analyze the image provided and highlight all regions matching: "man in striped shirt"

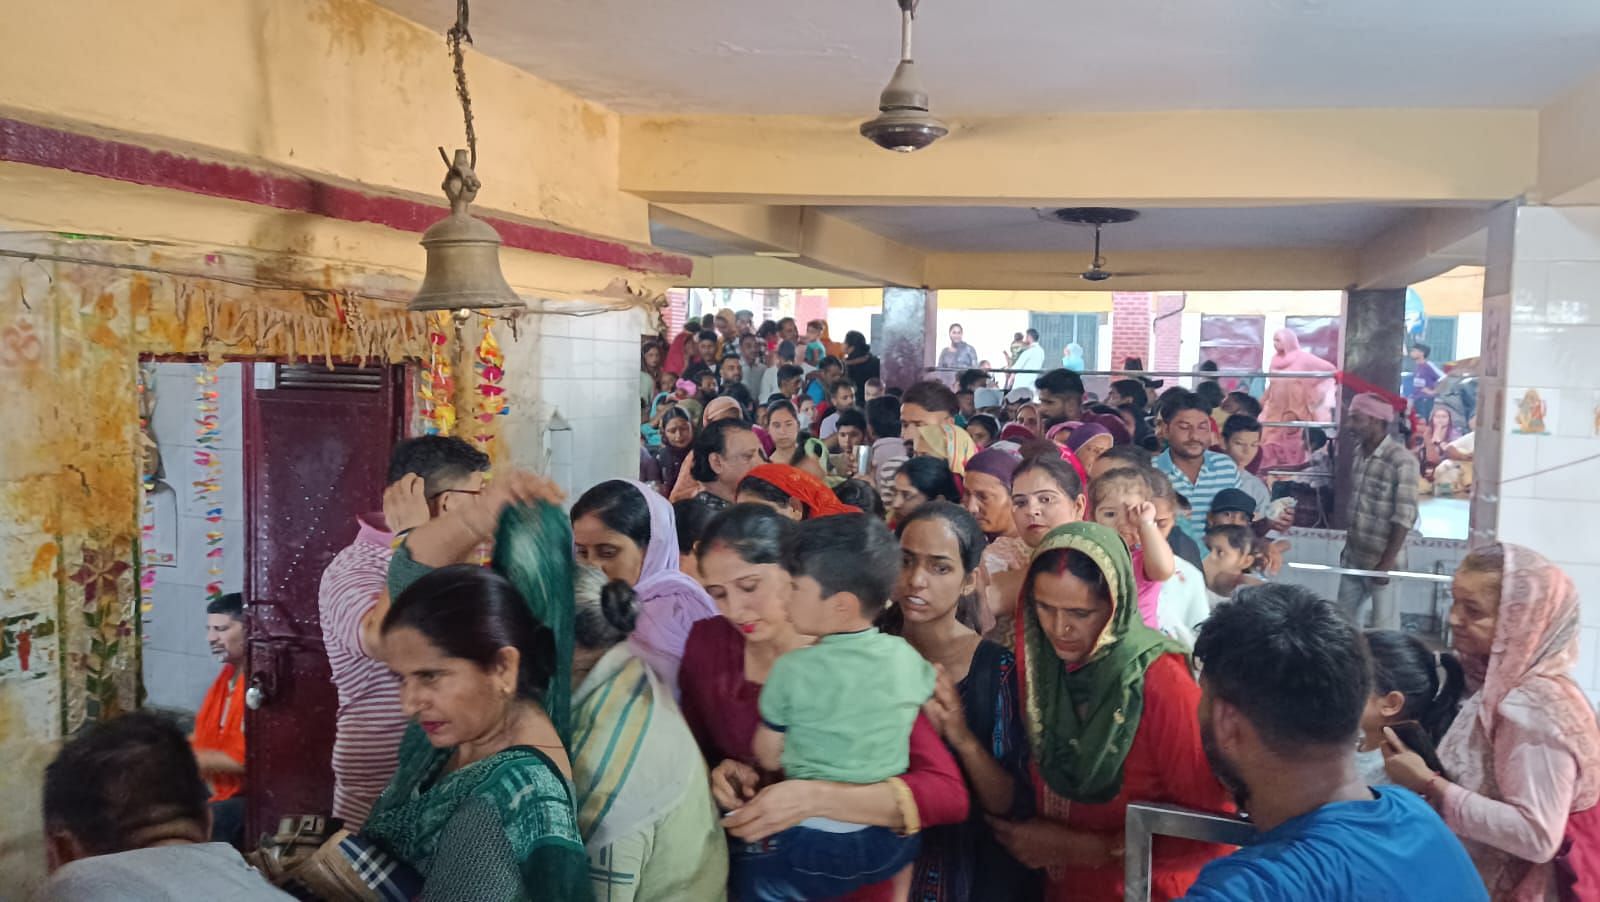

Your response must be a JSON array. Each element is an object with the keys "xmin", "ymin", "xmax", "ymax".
[
  {"xmin": 1154, "ymin": 389, "xmax": 1242, "ymax": 542},
  {"xmin": 317, "ymin": 436, "xmax": 489, "ymax": 826}
]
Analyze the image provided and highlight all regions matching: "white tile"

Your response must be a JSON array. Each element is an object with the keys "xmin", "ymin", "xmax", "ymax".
[
  {"xmin": 1544, "ymin": 262, "xmax": 1600, "ymax": 326},
  {"xmin": 541, "ymin": 315, "xmax": 569, "ymax": 339},
  {"xmin": 1578, "ymin": 628, "xmax": 1600, "ymax": 692},
  {"xmin": 1516, "ymin": 206, "xmax": 1600, "ymax": 264},
  {"xmin": 1569, "ymin": 565, "xmax": 1600, "ymax": 629},
  {"xmin": 1532, "ymin": 436, "xmax": 1600, "ymax": 500},
  {"xmin": 1499, "ymin": 499, "xmax": 1600, "ymax": 563},
  {"xmin": 1505, "ymin": 326, "xmax": 1576, "ymax": 388},
  {"xmin": 1510, "ymin": 260, "xmax": 1549, "ymax": 324}
]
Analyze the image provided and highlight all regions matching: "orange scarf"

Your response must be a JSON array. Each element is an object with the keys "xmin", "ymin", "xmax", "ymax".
[{"xmin": 192, "ymin": 663, "xmax": 248, "ymax": 802}]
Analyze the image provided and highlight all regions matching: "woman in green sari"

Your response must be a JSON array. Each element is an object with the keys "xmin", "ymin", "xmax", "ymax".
[
  {"xmin": 996, "ymin": 521, "xmax": 1232, "ymax": 902},
  {"xmin": 361, "ymin": 562, "xmax": 591, "ymax": 901}
]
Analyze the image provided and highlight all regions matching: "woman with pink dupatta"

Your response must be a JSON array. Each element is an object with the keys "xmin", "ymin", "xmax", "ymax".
[
  {"xmin": 1384, "ymin": 543, "xmax": 1600, "ymax": 901},
  {"xmin": 1258, "ymin": 329, "xmax": 1335, "ymax": 469}
]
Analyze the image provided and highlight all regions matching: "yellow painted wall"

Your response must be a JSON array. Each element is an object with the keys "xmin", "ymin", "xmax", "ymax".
[{"xmin": 1, "ymin": 0, "xmax": 649, "ymax": 245}]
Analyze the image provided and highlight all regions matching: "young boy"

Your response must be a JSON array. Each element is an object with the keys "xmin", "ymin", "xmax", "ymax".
[
  {"xmin": 739, "ymin": 514, "xmax": 933, "ymax": 899},
  {"xmin": 1203, "ymin": 523, "xmax": 1261, "ymax": 605},
  {"xmin": 1207, "ymin": 487, "xmax": 1258, "ymax": 529}
]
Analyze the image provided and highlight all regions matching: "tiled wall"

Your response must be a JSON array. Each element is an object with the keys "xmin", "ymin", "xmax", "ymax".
[
  {"xmin": 504, "ymin": 307, "xmax": 649, "ymax": 503},
  {"xmin": 1487, "ymin": 205, "xmax": 1600, "ymax": 698},
  {"xmin": 141, "ymin": 362, "xmax": 247, "ymax": 713}
]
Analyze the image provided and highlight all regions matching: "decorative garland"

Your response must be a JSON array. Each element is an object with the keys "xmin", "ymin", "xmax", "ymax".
[
  {"xmin": 473, "ymin": 315, "xmax": 508, "ymax": 450},
  {"xmin": 136, "ymin": 365, "xmax": 158, "ymax": 613},
  {"xmin": 420, "ymin": 312, "xmax": 457, "ymax": 435},
  {"xmin": 193, "ymin": 362, "xmax": 225, "ymax": 602}
]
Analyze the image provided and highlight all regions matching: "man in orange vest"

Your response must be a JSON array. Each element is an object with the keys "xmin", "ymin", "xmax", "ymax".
[{"xmin": 192, "ymin": 592, "xmax": 248, "ymax": 847}]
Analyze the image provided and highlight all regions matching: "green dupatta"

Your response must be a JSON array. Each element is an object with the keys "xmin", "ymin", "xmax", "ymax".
[
  {"xmin": 1018, "ymin": 522, "xmax": 1185, "ymax": 804},
  {"xmin": 491, "ymin": 501, "xmax": 578, "ymax": 746}
]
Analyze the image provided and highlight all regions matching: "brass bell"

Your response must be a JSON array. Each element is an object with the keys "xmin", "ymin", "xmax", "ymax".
[{"xmin": 410, "ymin": 149, "xmax": 525, "ymax": 314}]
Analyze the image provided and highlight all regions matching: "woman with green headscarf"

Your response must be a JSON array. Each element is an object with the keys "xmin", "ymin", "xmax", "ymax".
[{"xmin": 993, "ymin": 522, "xmax": 1232, "ymax": 901}]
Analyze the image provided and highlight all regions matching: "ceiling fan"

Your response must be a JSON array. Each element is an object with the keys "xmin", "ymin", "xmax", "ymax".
[{"xmin": 1036, "ymin": 207, "xmax": 1175, "ymax": 282}]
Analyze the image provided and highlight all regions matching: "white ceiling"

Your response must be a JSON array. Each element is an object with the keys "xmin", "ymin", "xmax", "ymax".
[
  {"xmin": 813, "ymin": 204, "xmax": 1447, "ymax": 253},
  {"xmin": 378, "ymin": 0, "xmax": 1600, "ymax": 115},
  {"xmin": 648, "ymin": 204, "xmax": 1480, "ymax": 257}
]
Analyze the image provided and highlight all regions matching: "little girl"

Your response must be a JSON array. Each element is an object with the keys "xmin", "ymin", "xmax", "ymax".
[
  {"xmin": 1356, "ymin": 629, "xmax": 1465, "ymax": 786},
  {"xmin": 1089, "ymin": 467, "xmax": 1175, "ymax": 630},
  {"xmin": 1202, "ymin": 523, "xmax": 1261, "ymax": 605}
]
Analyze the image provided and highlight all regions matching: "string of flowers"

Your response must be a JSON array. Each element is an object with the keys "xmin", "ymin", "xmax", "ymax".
[
  {"xmin": 473, "ymin": 315, "xmax": 508, "ymax": 451},
  {"xmin": 420, "ymin": 311, "xmax": 457, "ymax": 435},
  {"xmin": 192, "ymin": 362, "xmax": 225, "ymax": 602},
  {"xmin": 136, "ymin": 365, "xmax": 158, "ymax": 613}
]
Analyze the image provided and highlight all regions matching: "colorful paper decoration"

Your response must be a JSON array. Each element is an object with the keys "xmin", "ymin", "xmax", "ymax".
[
  {"xmin": 136, "ymin": 366, "xmax": 158, "ymax": 613},
  {"xmin": 192, "ymin": 362, "xmax": 225, "ymax": 602},
  {"xmin": 420, "ymin": 312, "xmax": 457, "ymax": 435},
  {"xmin": 473, "ymin": 316, "xmax": 508, "ymax": 449}
]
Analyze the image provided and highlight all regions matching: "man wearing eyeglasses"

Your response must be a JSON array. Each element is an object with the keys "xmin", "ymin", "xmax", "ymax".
[{"xmin": 316, "ymin": 436, "xmax": 489, "ymax": 827}]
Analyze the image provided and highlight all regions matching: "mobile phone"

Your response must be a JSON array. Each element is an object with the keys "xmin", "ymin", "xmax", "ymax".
[
  {"xmin": 1388, "ymin": 720, "xmax": 1445, "ymax": 776},
  {"xmin": 856, "ymin": 445, "xmax": 871, "ymax": 474}
]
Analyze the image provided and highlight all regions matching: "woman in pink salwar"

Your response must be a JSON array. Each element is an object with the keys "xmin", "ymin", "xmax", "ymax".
[
  {"xmin": 1384, "ymin": 543, "xmax": 1600, "ymax": 901},
  {"xmin": 1258, "ymin": 329, "xmax": 1335, "ymax": 469}
]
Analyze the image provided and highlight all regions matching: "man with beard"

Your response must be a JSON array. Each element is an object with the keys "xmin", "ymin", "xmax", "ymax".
[
  {"xmin": 1187, "ymin": 585, "xmax": 1487, "ymax": 901},
  {"xmin": 1153, "ymin": 389, "xmax": 1240, "ymax": 540},
  {"xmin": 1035, "ymin": 367, "xmax": 1086, "ymax": 430},
  {"xmin": 191, "ymin": 593, "xmax": 250, "ymax": 847}
]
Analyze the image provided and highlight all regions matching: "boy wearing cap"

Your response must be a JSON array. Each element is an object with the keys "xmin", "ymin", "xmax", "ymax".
[{"xmin": 1207, "ymin": 488, "xmax": 1258, "ymax": 529}]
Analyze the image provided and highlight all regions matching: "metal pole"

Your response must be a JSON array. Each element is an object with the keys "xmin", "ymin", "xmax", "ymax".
[
  {"xmin": 1284, "ymin": 562, "xmax": 1453, "ymax": 584},
  {"xmin": 1124, "ymin": 803, "xmax": 1255, "ymax": 902},
  {"xmin": 925, "ymin": 365, "xmax": 1337, "ymax": 380}
]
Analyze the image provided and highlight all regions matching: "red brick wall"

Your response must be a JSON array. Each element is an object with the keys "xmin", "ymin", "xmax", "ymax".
[
  {"xmin": 1110, "ymin": 292, "xmax": 1152, "ymax": 368},
  {"xmin": 1153, "ymin": 292, "xmax": 1187, "ymax": 371}
]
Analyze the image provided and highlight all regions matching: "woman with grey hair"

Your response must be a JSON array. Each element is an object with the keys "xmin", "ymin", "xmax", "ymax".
[{"xmin": 568, "ymin": 564, "xmax": 728, "ymax": 901}]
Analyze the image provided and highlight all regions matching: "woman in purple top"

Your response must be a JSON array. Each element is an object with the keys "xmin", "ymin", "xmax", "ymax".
[{"xmin": 569, "ymin": 480, "xmax": 720, "ymax": 697}]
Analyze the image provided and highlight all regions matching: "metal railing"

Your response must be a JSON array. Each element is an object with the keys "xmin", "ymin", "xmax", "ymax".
[
  {"xmin": 1124, "ymin": 803, "xmax": 1256, "ymax": 902},
  {"xmin": 924, "ymin": 365, "xmax": 1336, "ymax": 380},
  {"xmin": 1283, "ymin": 562, "xmax": 1453, "ymax": 584}
]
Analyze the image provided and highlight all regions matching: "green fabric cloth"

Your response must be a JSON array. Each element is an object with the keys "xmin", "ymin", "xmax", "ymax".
[
  {"xmin": 385, "ymin": 501, "xmax": 578, "ymax": 745},
  {"xmin": 1019, "ymin": 522, "xmax": 1186, "ymax": 804},
  {"xmin": 491, "ymin": 501, "xmax": 578, "ymax": 745},
  {"xmin": 363, "ymin": 724, "xmax": 591, "ymax": 901},
  {"xmin": 758, "ymin": 628, "xmax": 935, "ymax": 783}
]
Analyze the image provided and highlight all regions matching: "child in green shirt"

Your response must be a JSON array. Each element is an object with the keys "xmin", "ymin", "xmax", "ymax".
[{"xmin": 735, "ymin": 513, "xmax": 933, "ymax": 900}]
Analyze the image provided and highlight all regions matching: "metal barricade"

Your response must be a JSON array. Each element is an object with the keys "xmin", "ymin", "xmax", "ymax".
[{"xmin": 1124, "ymin": 803, "xmax": 1256, "ymax": 902}]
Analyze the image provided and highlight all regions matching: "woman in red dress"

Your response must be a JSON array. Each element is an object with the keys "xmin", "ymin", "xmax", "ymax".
[
  {"xmin": 678, "ymin": 503, "xmax": 970, "ymax": 901},
  {"xmin": 998, "ymin": 521, "xmax": 1233, "ymax": 901}
]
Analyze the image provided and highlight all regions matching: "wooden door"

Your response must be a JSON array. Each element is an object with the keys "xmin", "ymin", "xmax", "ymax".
[{"xmin": 243, "ymin": 362, "xmax": 404, "ymax": 843}]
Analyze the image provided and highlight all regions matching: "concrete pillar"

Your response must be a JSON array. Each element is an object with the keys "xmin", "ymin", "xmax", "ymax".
[
  {"xmin": 1332, "ymin": 288, "xmax": 1406, "ymax": 528},
  {"xmin": 1479, "ymin": 203, "xmax": 1600, "ymax": 701},
  {"xmin": 880, "ymin": 287, "xmax": 937, "ymax": 389}
]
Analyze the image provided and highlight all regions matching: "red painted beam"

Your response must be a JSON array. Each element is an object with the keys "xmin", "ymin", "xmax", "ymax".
[{"xmin": 0, "ymin": 117, "xmax": 692, "ymax": 277}]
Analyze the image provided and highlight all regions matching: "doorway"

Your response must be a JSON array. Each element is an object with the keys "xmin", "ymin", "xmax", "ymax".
[{"xmin": 138, "ymin": 358, "xmax": 406, "ymax": 845}]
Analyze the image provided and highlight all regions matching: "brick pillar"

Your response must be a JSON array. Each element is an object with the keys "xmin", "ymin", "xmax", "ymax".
[
  {"xmin": 1152, "ymin": 292, "xmax": 1186, "ymax": 372},
  {"xmin": 1110, "ymin": 292, "xmax": 1152, "ymax": 369}
]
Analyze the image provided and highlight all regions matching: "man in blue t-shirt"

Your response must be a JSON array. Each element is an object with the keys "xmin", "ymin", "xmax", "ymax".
[{"xmin": 1185, "ymin": 585, "xmax": 1486, "ymax": 901}]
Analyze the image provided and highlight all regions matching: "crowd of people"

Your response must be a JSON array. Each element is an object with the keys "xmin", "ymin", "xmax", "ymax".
[{"xmin": 28, "ymin": 310, "xmax": 1598, "ymax": 902}]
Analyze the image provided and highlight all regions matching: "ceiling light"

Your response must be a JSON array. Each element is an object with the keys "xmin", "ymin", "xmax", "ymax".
[{"xmin": 859, "ymin": 0, "xmax": 947, "ymax": 153}]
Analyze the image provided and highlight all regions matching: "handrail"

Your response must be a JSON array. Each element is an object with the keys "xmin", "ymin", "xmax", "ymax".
[
  {"xmin": 1124, "ymin": 803, "xmax": 1255, "ymax": 902},
  {"xmin": 1284, "ymin": 562, "xmax": 1454, "ymax": 584},
  {"xmin": 923, "ymin": 365, "xmax": 1337, "ymax": 380}
]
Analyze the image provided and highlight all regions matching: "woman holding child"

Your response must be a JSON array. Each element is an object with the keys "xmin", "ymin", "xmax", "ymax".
[
  {"xmin": 1002, "ymin": 521, "xmax": 1232, "ymax": 901},
  {"xmin": 678, "ymin": 504, "xmax": 970, "ymax": 902}
]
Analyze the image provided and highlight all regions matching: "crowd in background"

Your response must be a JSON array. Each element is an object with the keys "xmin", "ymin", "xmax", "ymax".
[{"xmin": 27, "ymin": 309, "xmax": 1594, "ymax": 902}]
